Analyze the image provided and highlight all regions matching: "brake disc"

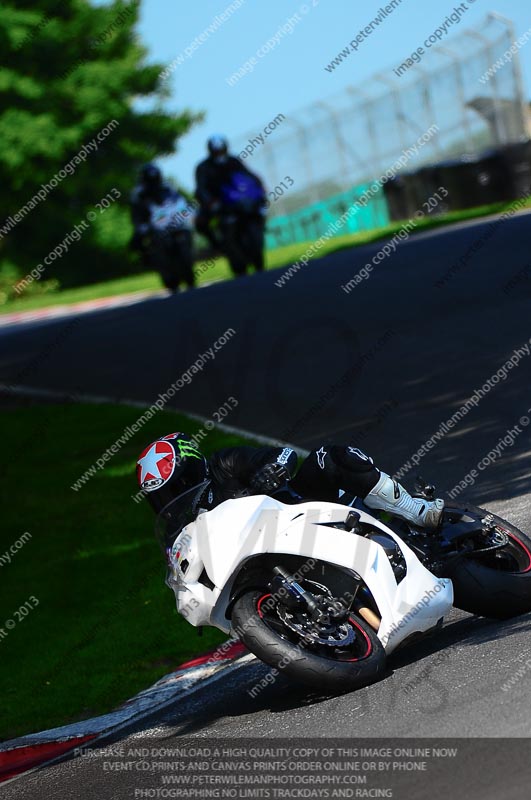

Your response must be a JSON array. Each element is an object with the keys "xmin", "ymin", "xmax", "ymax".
[
  {"xmin": 471, "ymin": 525, "xmax": 509, "ymax": 554},
  {"xmin": 277, "ymin": 606, "xmax": 355, "ymax": 647}
]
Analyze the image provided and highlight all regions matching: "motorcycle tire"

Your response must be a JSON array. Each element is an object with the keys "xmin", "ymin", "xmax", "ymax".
[
  {"xmin": 444, "ymin": 504, "xmax": 531, "ymax": 619},
  {"xmin": 232, "ymin": 588, "xmax": 386, "ymax": 691}
]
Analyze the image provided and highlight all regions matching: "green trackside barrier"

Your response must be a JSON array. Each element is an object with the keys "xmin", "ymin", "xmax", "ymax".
[{"xmin": 265, "ymin": 182, "xmax": 390, "ymax": 249}]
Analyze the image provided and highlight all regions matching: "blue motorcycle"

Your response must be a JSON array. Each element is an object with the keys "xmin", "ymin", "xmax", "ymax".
[{"xmin": 218, "ymin": 171, "xmax": 267, "ymax": 276}]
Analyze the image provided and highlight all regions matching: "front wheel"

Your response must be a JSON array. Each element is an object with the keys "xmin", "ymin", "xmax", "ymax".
[
  {"xmin": 240, "ymin": 218, "xmax": 265, "ymax": 272},
  {"xmin": 444, "ymin": 504, "xmax": 531, "ymax": 619},
  {"xmin": 231, "ymin": 588, "xmax": 386, "ymax": 691},
  {"xmin": 220, "ymin": 220, "xmax": 247, "ymax": 276}
]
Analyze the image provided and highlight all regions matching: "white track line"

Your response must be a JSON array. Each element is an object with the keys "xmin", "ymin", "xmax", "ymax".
[{"xmin": 0, "ymin": 383, "xmax": 309, "ymax": 454}]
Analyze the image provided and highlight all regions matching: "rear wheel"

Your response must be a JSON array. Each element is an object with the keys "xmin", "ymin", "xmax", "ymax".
[
  {"xmin": 444, "ymin": 504, "xmax": 531, "ymax": 619},
  {"xmin": 232, "ymin": 584, "xmax": 386, "ymax": 691}
]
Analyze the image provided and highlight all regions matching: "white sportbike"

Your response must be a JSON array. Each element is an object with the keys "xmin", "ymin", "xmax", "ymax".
[
  {"xmin": 147, "ymin": 196, "xmax": 195, "ymax": 292},
  {"xmin": 156, "ymin": 481, "xmax": 531, "ymax": 691}
]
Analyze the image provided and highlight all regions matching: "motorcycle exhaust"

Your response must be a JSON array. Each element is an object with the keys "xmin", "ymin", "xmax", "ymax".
[{"xmin": 353, "ymin": 600, "xmax": 381, "ymax": 632}]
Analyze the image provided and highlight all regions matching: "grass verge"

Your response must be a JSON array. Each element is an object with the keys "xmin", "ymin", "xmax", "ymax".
[
  {"xmin": 0, "ymin": 401, "xmax": 255, "ymax": 741},
  {"xmin": 2, "ymin": 196, "xmax": 530, "ymax": 316}
]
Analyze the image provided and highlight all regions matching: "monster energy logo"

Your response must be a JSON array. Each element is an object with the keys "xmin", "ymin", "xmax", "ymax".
[{"xmin": 176, "ymin": 439, "xmax": 202, "ymax": 460}]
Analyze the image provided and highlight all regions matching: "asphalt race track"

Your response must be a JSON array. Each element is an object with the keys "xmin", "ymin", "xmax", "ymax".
[
  {"xmin": 3, "ymin": 212, "xmax": 531, "ymax": 797},
  {"xmin": 2, "ymin": 211, "xmax": 531, "ymax": 503}
]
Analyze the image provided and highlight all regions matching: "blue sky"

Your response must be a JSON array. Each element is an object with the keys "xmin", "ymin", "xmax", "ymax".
[{"xmin": 135, "ymin": 0, "xmax": 531, "ymax": 190}]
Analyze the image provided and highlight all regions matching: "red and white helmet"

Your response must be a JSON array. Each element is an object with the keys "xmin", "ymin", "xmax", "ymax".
[{"xmin": 136, "ymin": 432, "xmax": 207, "ymax": 513}]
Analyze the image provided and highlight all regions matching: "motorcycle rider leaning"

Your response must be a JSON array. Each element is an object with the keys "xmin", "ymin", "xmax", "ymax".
[
  {"xmin": 194, "ymin": 135, "xmax": 265, "ymax": 251},
  {"xmin": 136, "ymin": 433, "xmax": 444, "ymax": 531}
]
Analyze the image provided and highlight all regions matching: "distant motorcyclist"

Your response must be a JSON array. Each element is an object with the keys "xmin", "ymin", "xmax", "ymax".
[
  {"xmin": 130, "ymin": 164, "xmax": 170, "ymax": 256},
  {"xmin": 130, "ymin": 163, "xmax": 195, "ymax": 291},
  {"xmin": 194, "ymin": 135, "xmax": 266, "ymax": 256},
  {"xmin": 136, "ymin": 433, "xmax": 444, "ymax": 532}
]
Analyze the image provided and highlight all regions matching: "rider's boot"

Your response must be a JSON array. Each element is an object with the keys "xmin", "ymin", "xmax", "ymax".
[{"xmin": 364, "ymin": 472, "xmax": 444, "ymax": 530}]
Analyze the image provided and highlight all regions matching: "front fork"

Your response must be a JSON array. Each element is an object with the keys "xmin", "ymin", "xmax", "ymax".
[{"xmin": 269, "ymin": 566, "xmax": 355, "ymax": 626}]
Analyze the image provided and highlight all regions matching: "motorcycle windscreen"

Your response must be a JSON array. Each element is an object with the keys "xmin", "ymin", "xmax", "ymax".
[
  {"xmin": 154, "ymin": 481, "xmax": 211, "ymax": 560},
  {"xmin": 149, "ymin": 197, "xmax": 192, "ymax": 231},
  {"xmin": 220, "ymin": 171, "xmax": 265, "ymax": 205}
]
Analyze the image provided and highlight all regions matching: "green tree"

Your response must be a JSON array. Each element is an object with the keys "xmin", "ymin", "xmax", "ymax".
[{"xmin": 0, "ymin": 0, "xmax": 201, "ymax": 294}]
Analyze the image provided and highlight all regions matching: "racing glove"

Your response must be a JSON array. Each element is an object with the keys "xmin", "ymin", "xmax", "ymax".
[{"xmin": 249, "ymin": 463, "xmax": 290, "ymax": 493}]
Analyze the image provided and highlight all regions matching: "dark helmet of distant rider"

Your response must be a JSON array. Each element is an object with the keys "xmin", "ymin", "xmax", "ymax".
[
  {"xmin": 139, "ymin": 163, "xmax": 163, "ymax": 191},
  {"xmin": 207, "ymin": 135, "xmax": 229, "ymax": 164}
]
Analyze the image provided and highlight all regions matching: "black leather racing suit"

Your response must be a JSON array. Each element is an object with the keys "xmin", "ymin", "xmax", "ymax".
[
  {"xmin": 197, "ymin": 445, "xmax": 380, "ymax": 511},
  {"xmin": 194, "ymin": 156, "xmax": 264, "ymax": 248}
]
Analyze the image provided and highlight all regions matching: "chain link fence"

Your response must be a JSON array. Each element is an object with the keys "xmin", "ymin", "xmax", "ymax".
[{"xmin": 233, "ymin": 13, "xmax": 529, "ymax": 245}]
